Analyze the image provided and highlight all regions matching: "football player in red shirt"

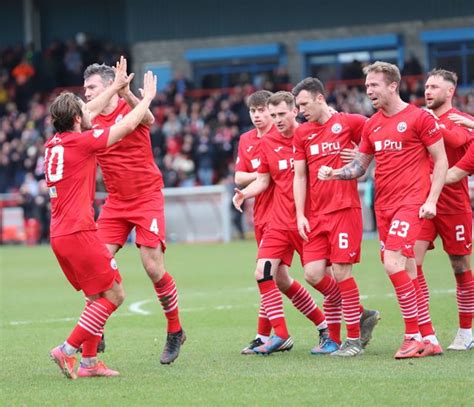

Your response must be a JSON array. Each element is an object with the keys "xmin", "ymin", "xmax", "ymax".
[
  {"xmin": 415, "ymin": 69, "xmax": 474, "ymax": 351},
  {"xmin": 318, "ymin": 61, "xmax": 448, "ymax": 358},
  {"xmin": 292, "ymin": 77, "xmax": 380, "ymax": 356},
  {"xmin": 46, "ymin": 70, "xmax": 157, "ymax": 379},
  {"xmin": 83, "ymin": 58, "xmax": 185, "ymax": 364},
  {"xmin": 234, "ymin": 90, "xmax": 278, "ymax": 353},
  {"xmin": 233, "ymin": 92, "xmax": 331, "ymax": 355}
]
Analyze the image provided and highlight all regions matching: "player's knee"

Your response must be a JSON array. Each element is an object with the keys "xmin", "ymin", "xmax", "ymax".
[
  {"xmin": 114, "ymin": 290, "xmax": 125, "ymax": 306},
  {"xmin": 383, "ymin": 259, "xmax": 399, "ymax": 275},
  {"xmin": 143, "ymin": 260, "xmax": 165, "ymax": 282},
  {"xmin": 275, "ymin": 274, "xmax": 291, "ymax": 292},
  {"xmin": 304, "ymin": 268, "xmax": 323, "ymax": 286},
  {"xmin": 332, "ymin": 265, "xmax": 352, "ymax": 282},
  {"xmin": 449, "ymin": 255, "xmax": 470, "ymax": 274},
  {"xmin": 255, "ymin": 260, "xmax": 272, "ymax": 282},
  {"xmin": 104, "ymin": 284, "xmax": 125, "ymax": 307}
]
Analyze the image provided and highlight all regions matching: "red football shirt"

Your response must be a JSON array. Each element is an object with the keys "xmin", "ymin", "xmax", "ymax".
[
  {"xmin": 293, "ymin": 112, "xmax": 365, "ymax": 215},
  {"xmin": 235, "ymin": 127, "xmax": 275, "ymax": 226},
  {"xmin": 456, "ymin": 141, "xmax": 474, "ymax": 173},
  {"xmin": 44, "ymin": 128, "xmax": 109, "ymax": 237},
  {"xmin": 93, "ymin": 99, "xmax": 163, "ymax": 200},
  {"xmin": 359, "ymin": 104, "xmax": 442, "ymax": 210},
  {"xmin": 258, "ymin": 130, "xmax": 297, "ymax": 230},
  {"xmin": 435, "ymin": 108, "xmax": 473, "ymax": 214}
]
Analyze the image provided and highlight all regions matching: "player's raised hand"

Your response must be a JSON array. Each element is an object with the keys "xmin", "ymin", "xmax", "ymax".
[
  {"xmin": 448, "ymin": 113, "xmax": 474, "ymax": 129},
  {"xmin": 232, "ymin": 188, "xmax": 246, "ymax": 213},
  {"xmin": 318, "ymin": 165, "xmax": 334, "ymax": 181},
  {"xmin": 419, "ymin": 201, "xmax": 436, "ymax": 219},
  {"xmin": 113, "ymin": 56, "xmax": 134, "ymax": 92},
  {"xmin": 141, "ymin": 71, "xmax": 157, "ymax": 102},
  {"xmin": 297, "ymin": 214, "xmax": 311, "ymax": 242},
  {"xmin": 340, "ymin": 141, "xmax": 359, "ymax": 163}
]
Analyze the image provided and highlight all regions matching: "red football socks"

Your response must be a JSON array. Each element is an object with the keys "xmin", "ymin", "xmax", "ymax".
[
  {"xmin": 338, "ymin": 277, "xmax": 361, "ymax": 340},
  {"xmin": 412, "ymin": 277, "xmax": 435, "ymax": 337},
  {"xmin": 416, "ymin": 265, "xmax": 430, "ymax": 303},
  {"xmin": 154, "ymin": 272, "xmax": 182, "ymax": 333},
  {"xmin": 284, "ymin": 280, "xmax": 325, "ymax": 326},
  {"xmin": 67, "ymin": 297, "xmax": 117, "ymax": 349},
  {"xmin": 258, "ymin": 279, "xmax": 289, "ymax": 339},
  {"xmin": 257, "ymin": 301, "xmax": 272, "ymax": 337},
  {"xmin": 312, "ymin": 275, "xmax": 342, "ymax": 343},
  {"xmin": 389, "ymin": 271, "xmax": 419, "ymax": 335},
  {"xmin": 455, "ymin": 270, "xmax": 474, "ymax": 329}
]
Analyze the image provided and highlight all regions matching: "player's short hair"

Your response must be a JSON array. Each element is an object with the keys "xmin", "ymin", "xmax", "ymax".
[
  {"xmin": 267, "ymin": 91, "xmax": 295, "ymax": 109},
  {"xmin": 292, "ymin": 77, "xmax": 326, "ymax": 98},
  {"xmin": 363, "ymin": 61, "xmax": 401, "ymax": 88},
  {"xmin": 246, "ymin": 90, "xmax": 272, "ymax": 108},
  {"xmin": 83, "ymin": 63, "xmax": 115, "ymax": 84},
  {"xmin": 50, "ymin": 92, "xmax": 83, "ymax": 133},
  {"xmin": 427, "ymin": 68, "xmax": 458, "ymax": 87}
]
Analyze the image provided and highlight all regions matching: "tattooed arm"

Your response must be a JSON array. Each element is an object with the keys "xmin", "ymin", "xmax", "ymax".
[{"xmin": 318, "ymin": 152, "xmax": 373, "ymax": 181}]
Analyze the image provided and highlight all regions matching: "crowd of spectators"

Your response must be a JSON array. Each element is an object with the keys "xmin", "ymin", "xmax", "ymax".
[{"xmin": 2, "ymin": 42, "xmax": 474, "ymax": 242}]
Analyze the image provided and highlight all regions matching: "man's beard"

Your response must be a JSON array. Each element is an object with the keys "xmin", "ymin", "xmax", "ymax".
[{"xmin": 427, "ymin": 98, "xmax": 444, "ymax": 111}]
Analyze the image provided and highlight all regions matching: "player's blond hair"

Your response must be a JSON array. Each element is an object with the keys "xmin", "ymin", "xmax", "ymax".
[
  {"xmin": 363, "ymin": 61, "xmax": 401, "ymax": 90},
  {"xmin": 267, "ymin": 91, "xmax": 295, "ymax": 109},
  {"xmin": 427, "ymin": 69, "xmax": 458, "ymax": 87},
  {"xmin": 50, "ymin": 92, "xmax": 83, "ymax": 133}
]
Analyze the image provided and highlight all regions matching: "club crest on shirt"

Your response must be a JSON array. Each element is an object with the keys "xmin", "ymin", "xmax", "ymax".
[
  {"xmin": 115, "ymin": 114, "xmax": 124, "ymax": 124},
  {"xmin": 110, "ymin": 259, "xmax": 118, "ymax": 270},
  {"xmin": 331, "ymin": 123, "xmax": 342, "ymax": 134},
  {"xmin": 397, "ymin": 122, "xmax": 407, "ymax": 133}
]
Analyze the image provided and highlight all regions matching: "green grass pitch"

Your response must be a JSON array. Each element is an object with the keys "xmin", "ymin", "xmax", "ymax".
[{"xmin": 1, "ymin": 239, "xmax": 473, "ymax": 406}]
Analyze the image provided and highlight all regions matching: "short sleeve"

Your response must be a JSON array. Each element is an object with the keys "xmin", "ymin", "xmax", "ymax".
[
  {"xmin": 358, "ymin": 122, "xmax": 374, "ymax": 155},
  {"xmin": 293, "ymin": 126, "xmax": 306, "ymax": 161},
  {"xmin": 235, "ymin": 137, "xmax": 250, "ymax": 172},
  {"xmin": 258, "ymin": 147, "xmax": 269, "ymax": 173},
  {"xmin": 455, "ymin": 142, "xmax": 474, "ymax": 174},
  {"xmin": 347, "ymin": 114, "xmax": 367, "ymax": 144},
  {"xmin": 417, "ymin": 110, "xmax": 443, "ymax": 147},
  {"xmin": 79, "ymin": 127, "xmax": 110, "ymax": 154}
]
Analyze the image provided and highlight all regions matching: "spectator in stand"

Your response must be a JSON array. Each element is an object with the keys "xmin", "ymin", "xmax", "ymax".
[
  {"xmin": 194, "ymin": 125, "xmax": 215, "ymax": 185},
  {"xmin": 402, "ymin": 54, "xmax": 423, "ymax": 76}
]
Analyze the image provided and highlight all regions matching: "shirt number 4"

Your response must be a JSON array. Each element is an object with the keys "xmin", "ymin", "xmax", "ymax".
[
  {"xmin": 150, "ymin": 218, "xmax": 159, "ymax": 235},
  {"xmin": 388, "ymin": 220, "xmax": 410, "ymax": 238}
]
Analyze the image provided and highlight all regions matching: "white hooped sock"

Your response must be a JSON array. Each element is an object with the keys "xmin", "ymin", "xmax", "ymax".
[
  {"xmin": 317, "ymin": 321, "xmax": 328, "ymax": 331},
  {"xmin": 61, "ymin": 341, "xmax": 77, "ymax": 356},
  {"xmin": 423, "ymin": 334, "xmax": 439, "ymax": 345},
  {"xmin": 256, "ymin": 334, "xmax": 270, "ymax": 343}
]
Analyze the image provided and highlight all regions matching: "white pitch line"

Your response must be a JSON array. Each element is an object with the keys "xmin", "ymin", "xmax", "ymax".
[
  {"xmin": 129, "ymin": 299, "xmax": 153, "ymax": 315},
  {"xmin": 5, "ymin": 288, "xmax": 458, "ymax": 327}
]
